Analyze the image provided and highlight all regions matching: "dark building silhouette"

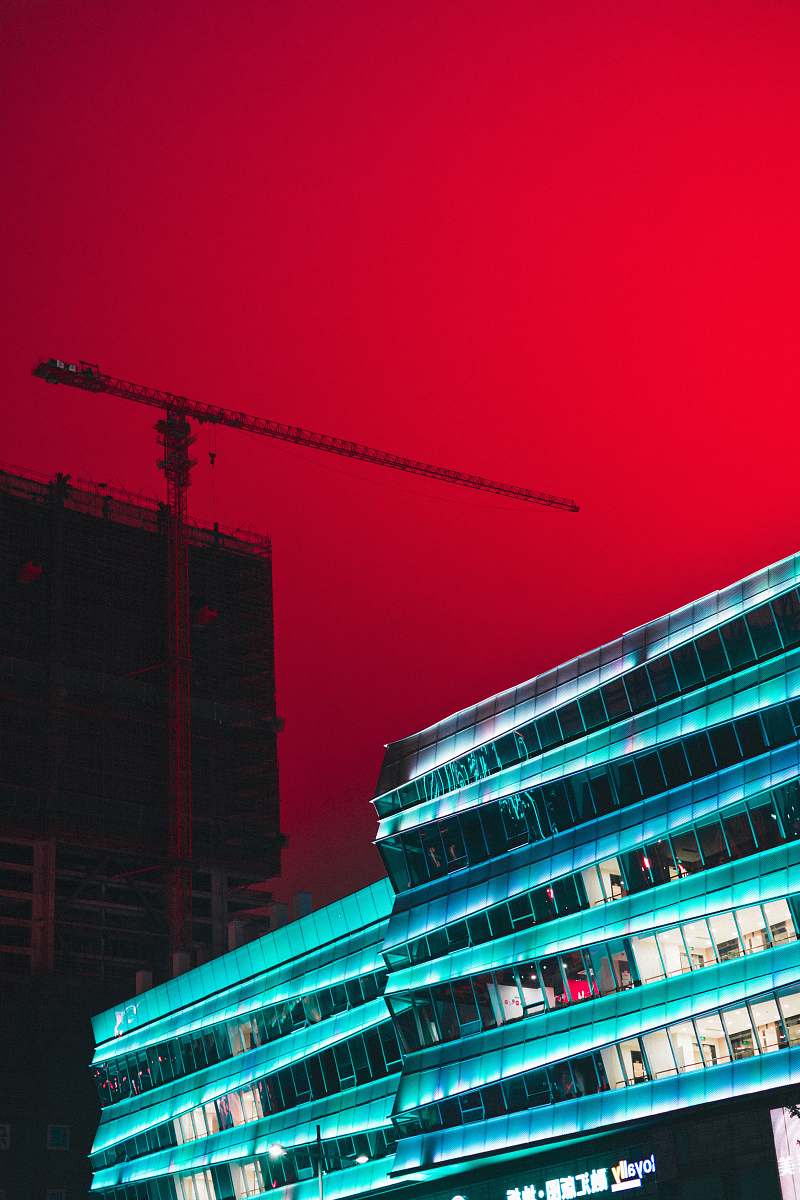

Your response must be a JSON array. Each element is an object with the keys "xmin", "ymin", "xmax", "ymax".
[{"xmin": 0, "ymin": 466, "xmax": 282, "ymax": 1198}]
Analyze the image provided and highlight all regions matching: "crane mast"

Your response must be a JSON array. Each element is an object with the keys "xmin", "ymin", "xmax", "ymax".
[{"xmin": 34, "ymin": 356, "xmax": 579, "ymax": 966}]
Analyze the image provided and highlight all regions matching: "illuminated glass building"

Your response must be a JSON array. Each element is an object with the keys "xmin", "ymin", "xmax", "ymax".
[{"xmin": 90, "ymin": 554, "xmax": 800, "ymax": 1200}]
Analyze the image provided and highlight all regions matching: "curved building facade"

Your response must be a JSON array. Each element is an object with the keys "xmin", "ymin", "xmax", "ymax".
[{"xmin": 89, "ymin": 553, "xmax": 800, "ymax": 1200}]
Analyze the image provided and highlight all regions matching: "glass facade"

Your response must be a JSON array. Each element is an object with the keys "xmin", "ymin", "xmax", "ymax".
[{"xmin": 90, "ymin": 551, "xmax": 800, "ymax": 1200}]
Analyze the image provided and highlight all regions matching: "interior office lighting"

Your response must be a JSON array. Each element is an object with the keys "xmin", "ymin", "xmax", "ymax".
[{"xmin": 267, "ymin": 1143, "xmax": 286, "ymax": 1160}]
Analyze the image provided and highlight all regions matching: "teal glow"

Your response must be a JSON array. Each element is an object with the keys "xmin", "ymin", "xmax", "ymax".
[{"xmin": 378, "ymin": 655, "xmax": 800, "ymax": 838}]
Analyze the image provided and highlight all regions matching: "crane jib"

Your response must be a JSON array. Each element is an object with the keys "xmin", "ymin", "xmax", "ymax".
[{"xmin": 32, "ymin": 358, "xmax": 580, "ymax": 512}]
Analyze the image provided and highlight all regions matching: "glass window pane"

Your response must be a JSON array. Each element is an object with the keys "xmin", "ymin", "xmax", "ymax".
[
  {"xmin": 606, "ymin": 937, "xmax": 635, "ymax": 989},
  {"xmin": 599, "ymin": 1045, "xmax": 626, "ymax": 1089},
  {"xmin": 773, "ymin": 782, "xmax": 800, "ymax": 840},
  {"xmin": 720, "ymin": 617, "xmax": 756, "ymax": 670},
  {"xmin": 602, "ymin": 678, "xmax": 629, "ymax": 720},
  {"xmin": 764, "ymin": 898, "xmax": 795, "ymax": 945},
  {"xmin": 537, "ymin": 712, "xmax": 561, "ymax": 749},
  {"xmin": 695, "ymin": 629, "xmax": 729, "ymax": 680},
  {"xmin": 671, "ymin": 642, "xmax": 703, "ymax": 691},
  {"xmin": 721, "ymin": 1004, "xmax": 757, "ymax": 1059},
  {"xmin": 598, "ymin": 857, "xmax": 627, "ymax": 900},
  {"xmin": 748, "ymin": 798, "xmax": 784, "ymax": 850},
  {"xmin": 585, "ymin": 945, "xmax": 617, "ymax": 996},
  {"xmin": 660, "ymin": 743, "xmax": 691, "ymax": 790},
  {"xmin": 489, "ymin": 970, "xmax": 522, "ymax": 1025},
  {"xmin": 696, "ymin": 818, "xmax": 728, "ymax": 868},
  {"xmin": 452, "ymin": 978, "xmax": 481, "ymax": 1031},
  {"xmin": 657, "ymin": 926, "xmax": 689, "ymax": 977},
  {"xmin": 750, "ymin": 997, "xmax": 786, "ymax": 1053},
  {"xmin": 734, "ymin": 905, "xmax": 770, "ymax": 954},
  {"xmin": 735, "ymin": 715, "xmax": 766, "ymax": 759},
  {"xmin": 710, "ymin": 724, "xmax": 741, "ymax": 769},
  {"xmin": 772, "ymin": 589, "xmax": 800, "ymax": 648},
  {"xmin": 745, "ymin": 603, "xmax": 781, "ymax": 657},
  {"xmin": 562, "ymin": 950, "xmax": 592, "ymax": 1002},
  {"xmin": 625, "ymin": 667, "xmax": 655, "ymax": 712},
  {"xmin": 709, "ymin": 911, "xmax": 742, "ymax": 961},
  {"xmin": 642, "ymin": 1029, "xmax": 677, "ymax": 1079},
  {"xmin": 647, "ymin": 656, "xmax": 679, "ymax": 702},
  {"xmin": 684, "ymin": 733, "xmax": 715, "ymax": 780},
  {"xmin": 558, "ymin": 701, "xmax": 584, "ymax": 739},
  {"xmin": 668, "ymin": 1021, "xmax": 702, "ymax": 1071},
  {"xmin": 630, "ymin": 934, "xmax": 664, "ymax": 984},
  {"xmin": 515, "ymin": 962, "xmax": 547, "ymax": 1014},
  {"xmin": 579, "ymin": 690, "xmax": 607, "ymax": 731},
  {"xmin": 618, "ymin": 1037, "xmax": 648, "ymax": 1084},
  {"xmin": 695, "ymin": 1012, "xmax": 730, "ymax": 1066},
  {"xmin": 645, "ymin": 838, "xmax": 677, "ymax": 884},
  {"xmin": 636, "ymin": 751, "xmax": 666, "ymax": 796},
  {"xmin": 581, "ymin": 865, "xmax": 606, "ymax": 907},
  {"xmin": 620, "ymin": 848, "xmax": 651, "ymax": 895},
  {"xmin": 571, "ymin": 1055, "xmax": 602, "ymax": 1096},
  {"xmin": 670, "ymin": 827, "xmax": 703, "ymax": 876},
  {"xmin": 589, "ymin": 772, "xmax": 617, "ymax": 816},
  {"xmin": 777, "ymin": 989, "xmax": 800, "ymax": 1045},
  {"xmin": 539, "ymin": 957, "xmax": 568, "ymax": 1008},
  {"xmin": 552, "ymin": 874, "xmax": 582, "ymax": 916},
  {"xmin": 723, "ymin": 809, "xmax": 757, "ymax": 858}
]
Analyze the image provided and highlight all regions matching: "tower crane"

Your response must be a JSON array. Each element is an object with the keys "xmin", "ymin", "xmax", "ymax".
[{"xmin": 33, "ymin": 356, "xmax": 579, "ymax": 963}]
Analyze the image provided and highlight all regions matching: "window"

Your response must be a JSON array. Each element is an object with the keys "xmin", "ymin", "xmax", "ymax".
[
  {"xmin": 695, "ymin": 818, "xmax": 727, "ymax": 868},
  {"xmin": 750, "ymin": 997, "xmax": 785, "ymax": 1053},
  {"xmin": 695, "ymin": 630, "xmax": 729, "ymax": 680},
  {"xmin": 682, "ymin": 919, "xmax": 716, "ymax": 969},
  {"xmin": 657, "ymin": 926, "xmax": 688, "ymax": 977},
  {"xmin": 721, "ymin": 1005, "xmax": 757, "ymax": 1059},
  {"xmin": 722, "ymin": 808, "xmax": 756, "ymax": 858},
  {"xmin": 597, "ymin": 856, "xmax": 626, "ymax": 900},
  {"xmin": 745, "ymin": 603, "xmax": 781, "ymax": 657},
  {"xmin": 630, "ymin": 934, "xmax": 663, "ymax": 984},
  {"xmin": 719, "ymin": 617, "xmax": 756, "ymax": 670},
  {"xmin": 642, "ymin": 1029, "xmax": 676, "ymax": 1079},
  {"xmin": 694, "ymin": 1012, "xmax": 729, "ymax": 1066},
  {"xmin": 668, "ymin": 1021, "xmax": 702, "ymax": 1071},
  {"xmin": 670, "ymin": 827, "xmax": 703, "ymax": 875},
  {"xmin": 648, "ymin": 655, "xmax": 679, "ymax": 702},
  {"xmin": 709, "ymin": 911, "xmax": 742, "ymax": 962},
  {"xmin": 734, "ymin": 905, "xmax": 770, "ymax": 953},
  {"xmin": 764, "ymin": 898, "xmax": 795, "ymax": 945},
  {"xmin": 46, "ymin": 1125, "xmax": 70, "ymax": 1151}
]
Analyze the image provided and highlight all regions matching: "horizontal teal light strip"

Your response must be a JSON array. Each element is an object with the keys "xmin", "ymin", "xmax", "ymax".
[
  {"xmin": 92, "ymin": 1073, "xmax": 399, "ymax": 1187},
  {"xmin": 378, "ymin": 650, "xmax": 800, "ymax": 840},
  {"xmin": 93, "ymin": 998, "xmax": 392, "ymax": 1154},
  {"xmin": 378, "ymin": 553, "xmax": 800, "ymax": 799},
  {"xmin": 393, "ymin": 941, "xmax": 800, "ymax": 1112},
  {"xmin": 93, "ymin": 880, "xmax": 394, "ymax": 1048},
  {"xmin": 381, "ymin": 754, "xmax": 800, "ymax": 954},
  {"xmin": 390, "ymin": 1045, "xmax": 800, "ymax": 1176},
  {"xmin": 95, "ymin": 935, "xmax": 386, "ymax": 1066},
  {"xmin": 385, "ymin": 843, "xmax": 800, "ymax": 995}
]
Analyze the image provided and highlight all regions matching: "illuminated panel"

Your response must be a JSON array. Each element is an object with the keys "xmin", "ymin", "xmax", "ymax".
[
  {"xmin": 377, "ymin": 656, "xmax": 800, "ymax": 840},
  {"xmin": 381, "ymin": 774, "xmax": 800, "ymax": 957},
  {"xmin": 376, "ymin": 553, "xmax": 800, "ymax": 796},
  {"xmin": 390, "ymin": 1048, "xmax": 800, "ymax": 1176},
  {"xmin": 384, "ymin": 849, "xmax": 800, "ymax": 996}
]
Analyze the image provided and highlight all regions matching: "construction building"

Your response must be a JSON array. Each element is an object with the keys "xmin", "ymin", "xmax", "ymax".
[
  {"xmin": 88, "ymin": 549, "xmax": 800, "ymax": 1200},
  {"xmin": 0, "ymin": 465, "xmax": 282, "ymax": 1199}
]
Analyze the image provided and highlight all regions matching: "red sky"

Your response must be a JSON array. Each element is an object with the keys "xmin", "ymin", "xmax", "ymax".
[{"xmin": 2, "ymin": 1, "xmax": 800, "ymax": 907}]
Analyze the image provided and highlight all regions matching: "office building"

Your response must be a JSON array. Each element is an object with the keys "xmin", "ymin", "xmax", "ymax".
[{"xmin": 88, "ymin": 551, "xmax": 800, "ymax": 1200}]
